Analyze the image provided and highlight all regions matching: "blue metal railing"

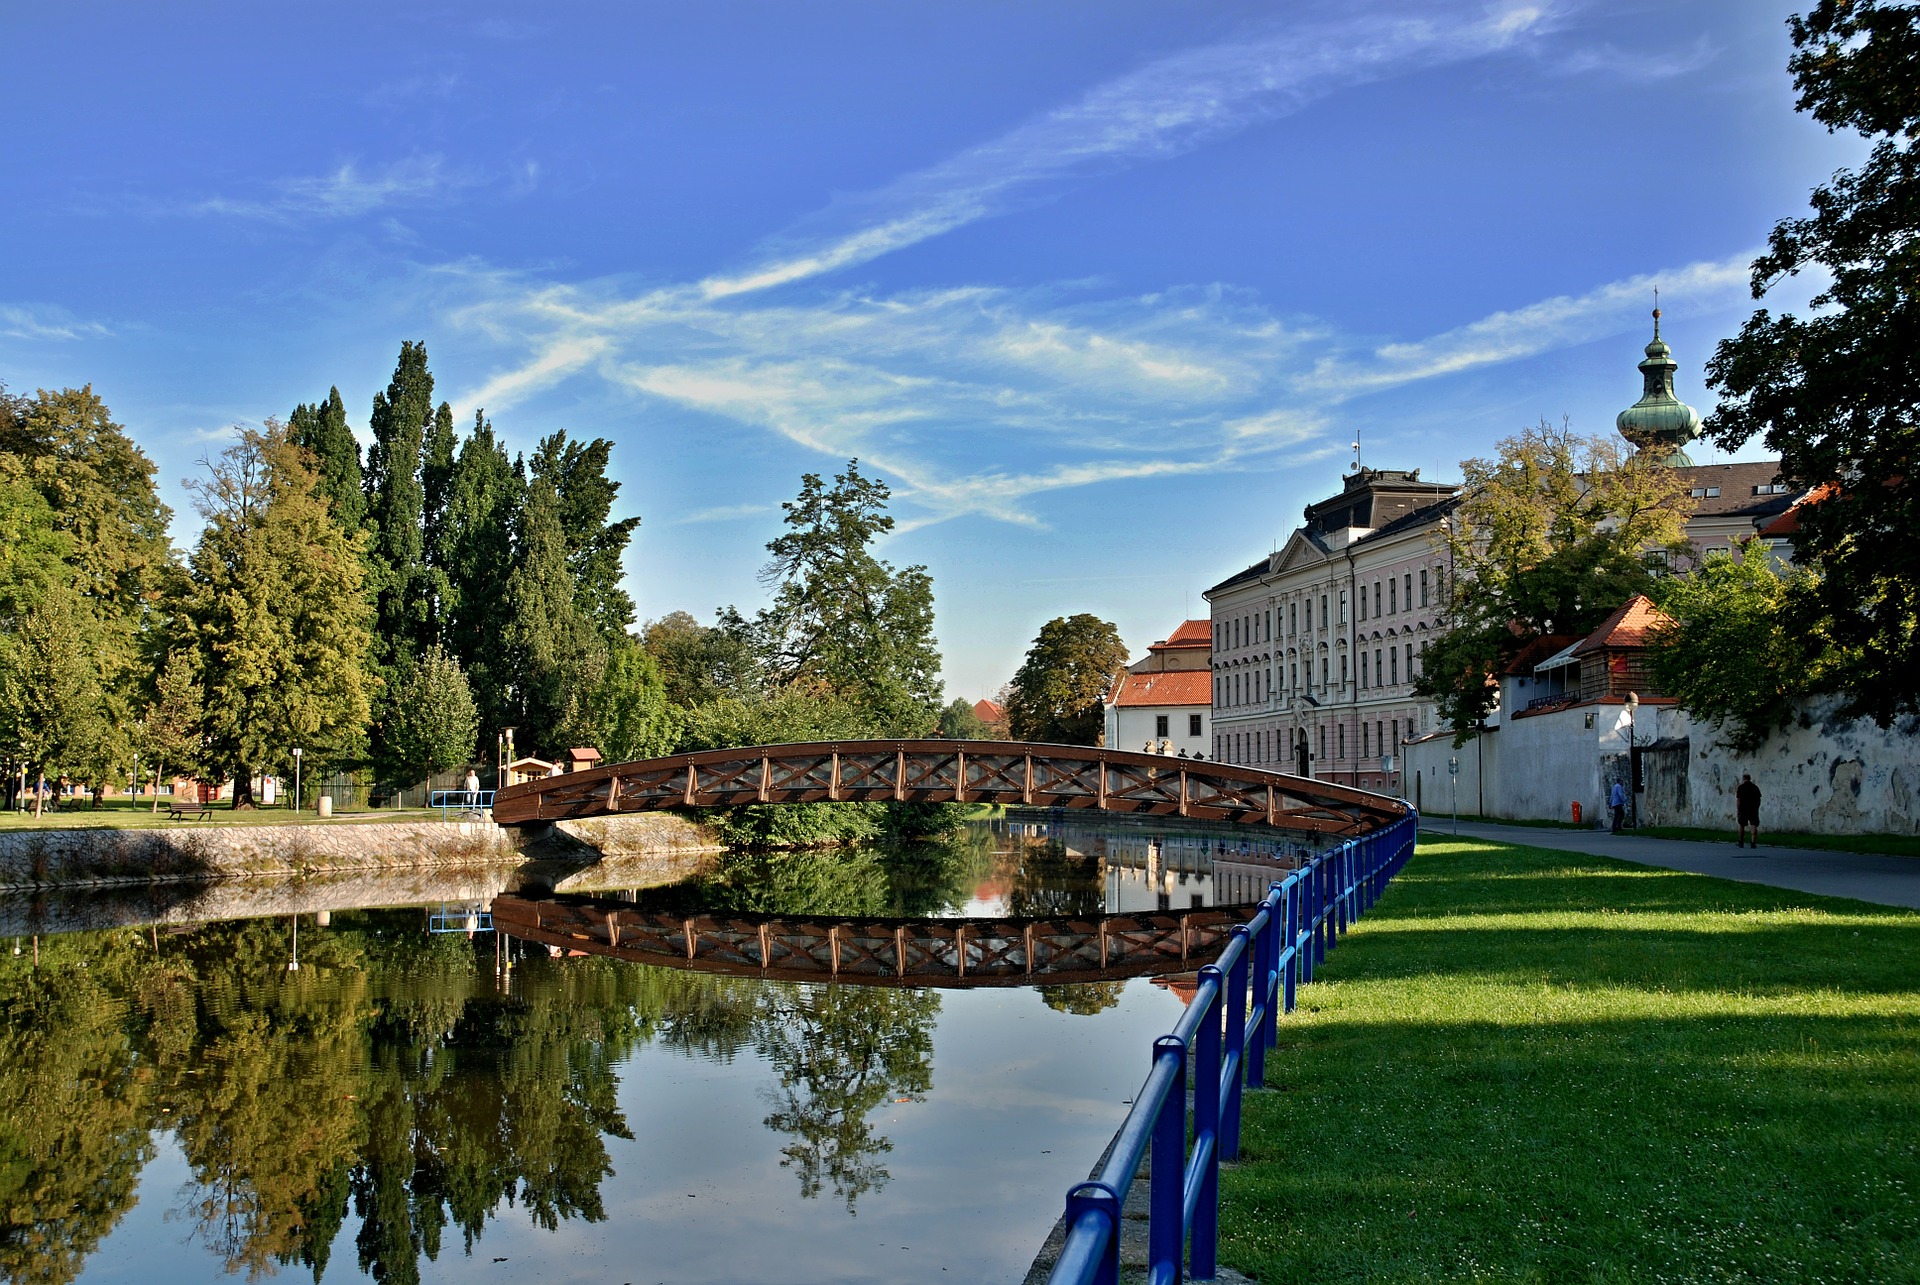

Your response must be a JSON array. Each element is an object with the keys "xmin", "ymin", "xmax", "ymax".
[
  {"xmin": 1047, "ymin": 810, "xmax": 1419, "ymax": 1285},
  {"xmin": 428, "ymin": 788, "xmax": 495, "ymax": 819}
]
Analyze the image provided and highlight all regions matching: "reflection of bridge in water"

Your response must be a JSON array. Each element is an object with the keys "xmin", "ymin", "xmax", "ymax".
[{"xmin": 490, "ymin": 895, "xmax": 1246, "ymax": 989}]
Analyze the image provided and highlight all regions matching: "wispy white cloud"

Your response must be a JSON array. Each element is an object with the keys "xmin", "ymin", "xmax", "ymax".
[
  {"xmin": 1557, "ymin": 33, "xmax": 1717, "ymax": 81},
  {"xmin": 1303, "ymin": 255, "xmax": 1754, "ymax": 396},
  {"xmin": 0, "ymin": 303, "xmax": 109, "ymax": 341},
  {"xmin": 699, "ymin": 2, "xmax": 1561, "ymax": 298},
  {"xmin": 425, "ymin": 2, "xmax": 1752, "ymax": 532},
  {"xmin": 180, "ymin": 155, "xmax": 478, "ymax": 222},
  {"xmin": 670, "ymin": 503, "xmax": 781, "ymax": 526}
]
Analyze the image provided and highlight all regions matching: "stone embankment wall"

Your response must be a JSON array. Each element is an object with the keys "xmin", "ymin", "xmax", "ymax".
[
  {"xmin": 0, "ymin": 819, "xmax": 517, "ymax": 889},
  {"xmin": 0, "ymin": 811, "xmax": 726, "ymax": 892}
]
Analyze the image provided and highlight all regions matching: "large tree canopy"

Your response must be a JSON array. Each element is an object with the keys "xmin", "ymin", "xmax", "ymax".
[
  {"xmin": 745, "ymin": 460, "xmax": 941, "ymax": 736},
  {"xmin": 179, "ymin": 422, "xmax": 376, "ymax": 805},
  {"xmin": 1006, "ymin": 614, "xmax": 1129, "ymax": 746},
  {"xmin": 1704, "ymin": 0, "xmax": 1920, "ymax": 725},
  {"xmin": 1415, "ymin": 421, "xmax": 1693, "ymax": 738}
]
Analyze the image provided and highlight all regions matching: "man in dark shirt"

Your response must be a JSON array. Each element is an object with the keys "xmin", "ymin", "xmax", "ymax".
[{"xmin": 1735, "ymin": 774, "xmax": 1762, "ymax": 849}]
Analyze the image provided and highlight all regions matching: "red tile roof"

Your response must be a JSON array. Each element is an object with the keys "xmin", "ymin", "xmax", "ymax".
[
  {"xmin": 1571, "ymin": 595, "xmax": 1673, "ymax": 656},
  {"xmin": 972, "ymin": 698, "xmax": 1006, "ymax": 723},
  {"xmin": 1110, "ymin": 670, "xmax": 1212, "ymax": 708},
  {"xmin": 1758, "ymin": 480, "xmax": 1836, "ymax": 537},
  {"xmin": 1157, "ymin": 619, "xmax": 1212, "ymax": 649}
]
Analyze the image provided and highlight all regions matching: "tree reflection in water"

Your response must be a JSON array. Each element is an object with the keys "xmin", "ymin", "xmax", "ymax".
[{"xmin": 0, "ymin": 908, "xmax": 946, "ymax": 1283}]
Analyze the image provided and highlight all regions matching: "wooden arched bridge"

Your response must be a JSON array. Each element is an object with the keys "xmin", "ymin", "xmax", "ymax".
[
  {"xmin": 489, "ymin": 896, "xmax": 1255, "ymax": 988},
  {"xmin": 491, "ymin": 740, "xmax": 1407, "ymax": 835}
]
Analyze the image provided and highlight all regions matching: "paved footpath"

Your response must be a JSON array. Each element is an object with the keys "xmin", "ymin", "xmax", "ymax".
[{"xmin": 1425, "ymin": 818, "xmax": 1920, "ymax": 911}]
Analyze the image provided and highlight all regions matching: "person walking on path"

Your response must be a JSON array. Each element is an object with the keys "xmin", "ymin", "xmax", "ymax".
[
  {"xmin": 1610, "ymin": 780, "xmax": 1629, "ymax": 834},
  {"xmin": 1735, "ymin": 774, "xmax": 1763, "ymax": 850}
]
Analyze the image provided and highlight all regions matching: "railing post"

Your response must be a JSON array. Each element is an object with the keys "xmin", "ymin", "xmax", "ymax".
[
  {"xmin": 1247, "ymin": 898, "xmax": 1275, "ymax": 1086},
  {"xmin": 1283, "ymin": 875, "xmax": 1300, "ymax": 1013},
  {"xmin": 1063, "ymin": 1182, "xmax": 1122, "ymax": 1285},
  {"xmin": 1222, "ymin": 927, "xmax": 1250, "ymax": 1161},
  {"xmin": 1149, "ymin": 1036, "xmax": 1186, "ymax": 1283},
  {"xmin": 1313, "ymin": 856, "xmax": 1328, "ymax": 970},
  {"xmin": 1192, "ymin": 965, "xmax": 1224, "ymax": 1282}
]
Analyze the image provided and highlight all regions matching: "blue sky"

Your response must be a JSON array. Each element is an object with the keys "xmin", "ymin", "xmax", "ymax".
[{"xmin": 4, "ymin": 1, "xmax": 1853, "ymax": 698}]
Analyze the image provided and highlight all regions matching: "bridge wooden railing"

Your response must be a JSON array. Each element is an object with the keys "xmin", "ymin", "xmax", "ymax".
[
  {"xmin": 490, "ymin": 895, "xmax": 1254, "ymax": 988},
  {"xmin": 491, "ymin": 740, "xmax": 1406, "ymax": 835}
]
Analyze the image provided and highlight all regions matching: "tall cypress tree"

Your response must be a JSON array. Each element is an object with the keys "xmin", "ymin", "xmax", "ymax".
[
  {"xmin": 527, "ymin": 432, "xmax": 640, "ymax": 640},
  {"xmin": 442, "ymin": 411, "xmax": 522, "ymax": 737},
  {"xmin": 363, "ymin": 342, "xmax": 435, "ymax": 662},
  {"xmin": 501, "ymin": 474, "xmax": 604, "ymax": 754},
  {"xmin": 288, "ymin": 387, "xmax": 364, "ymax": 534},
  {"xmin": 419, "ymin": 400, "xmax": 457, "ymax": 640}
]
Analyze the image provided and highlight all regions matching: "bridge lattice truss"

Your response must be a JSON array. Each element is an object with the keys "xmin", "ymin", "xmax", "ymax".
[
  {"xmin": 490, "ymin": 898, "xmax": 1258, "ymax": 988},
  {"xmin": 490, "ymin": 740, "xmax": 1407, "ymax": 835}
]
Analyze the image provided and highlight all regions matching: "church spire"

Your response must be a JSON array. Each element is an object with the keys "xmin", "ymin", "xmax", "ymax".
[{"xmin": 1616, "ymin": 301, "xmax": 1702, "ymax": 466}]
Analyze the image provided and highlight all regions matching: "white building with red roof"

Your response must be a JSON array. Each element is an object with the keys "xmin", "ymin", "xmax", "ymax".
[{"xmin": 1103, "ymin": 620, "xmax": 1213, "ymax": 756}]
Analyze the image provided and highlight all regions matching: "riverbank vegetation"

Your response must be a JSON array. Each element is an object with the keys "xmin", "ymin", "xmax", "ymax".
[
  {"xmin": 1219, "ymin": 836, "xmax": 1920, "ymax": 1283},
  {"xmin": 0, "ymin": 350, "xmax": 1020, "ymax": 841}
]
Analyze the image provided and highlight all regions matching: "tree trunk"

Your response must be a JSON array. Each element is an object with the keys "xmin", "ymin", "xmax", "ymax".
[
  {"xmin": 231, "ymin": 767, "xmax": 256, "ymax": 810},
  {"xmin": 32, "ymin": 771, "xmax": 43, "ymax": 819}
]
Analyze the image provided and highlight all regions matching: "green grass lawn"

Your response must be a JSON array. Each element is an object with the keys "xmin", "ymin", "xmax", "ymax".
[
  {"xmin": 0, "ymin": 798, "xmax": 447, "ymax": 829},
  {"xmin": 1631, "ymin": 824, "xmax": 1920, "ymax": 860},
  {"xmin": 1219, "ymin": 836, "xmax": 1920, "ymax": 1284}
]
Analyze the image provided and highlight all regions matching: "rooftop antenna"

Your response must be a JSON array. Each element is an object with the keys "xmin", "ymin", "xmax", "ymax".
[
  {"xmin": 1653, "ymin": 286, "xmax": 1661, "ymax": 336},
  {"xmin": 1351, "ymin": 429, "xmax": 1363, "ymax": 473}
]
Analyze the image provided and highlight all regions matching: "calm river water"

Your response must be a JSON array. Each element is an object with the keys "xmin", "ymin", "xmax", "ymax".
[{"xmin": 0, "ymin": 818, "xmax": 1310, "ymax": 1284}]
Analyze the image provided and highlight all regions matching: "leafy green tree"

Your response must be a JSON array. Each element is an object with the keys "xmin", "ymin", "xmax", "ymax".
[
  {"xmin": 380, "ymin": 643, "xmax": 479, "ymax": 783},
  {"xmin": 747, "ymin": 461, "xmax": 941, "ymax": 734},
  {"xmin": 1, "ymin": 386, "xmax": 175, "ymax": 793},
  {"xmin": 1007, "ymin": 614, "xmax": 1129, "ymax": 745},
  {"xmin": 580, "ymin": 640, "xmax": 681, "ymax": 763},
  {"xmin": 440, "ymin": 412, "xmax": 521, "ymax": 735},
  {"xmin": 937, "ymin": 696, "xmax": 989, "ymax": 739},
  {"xmin": 680, "ymin": 686, "xmax": 886, "ymax": 847},
  {"xmin": 1416, "ymin": 420, "xmax": 1693, "ymax": 738},
  {"xmin": 1647, "ymin": 542, "xmax": 1837, "ymax": 754},
  {"xmin": 178, "ymin": 422, "xmax": 376, "ymax": 806},
  {"xmin": 1, "ymin": 586, "xmax": 114, "ymax": 814},
  {"xmin": 140, "ymin": 650, "xmax": 203, "ymax": 812},
  {"xmin": 288, "ymin": 387, "xmax": 365, "ymax": 534},
  {"xmin": 527, "ymin": 432, "xmax": 641, "ymax": 642},
  {"xmin": 501, "ymin": 475, "xmax": 604, "ymax": 754},
  {"xmin": 1703, "ymin": 0, "xmax": 1920, "ymax": 725},
  {"xmin": 642, "ymin": 609, "xmax": 761, "ymax": 708}
]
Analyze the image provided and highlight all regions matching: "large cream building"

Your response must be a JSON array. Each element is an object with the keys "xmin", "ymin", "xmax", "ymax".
[
  {"xmin": 1202, "ymin": 317, "xmax": 1800, "ymax": 794},
  {"xmin": 1204, "ymin": 468, "xmax": 1457, "ymax": 793}
]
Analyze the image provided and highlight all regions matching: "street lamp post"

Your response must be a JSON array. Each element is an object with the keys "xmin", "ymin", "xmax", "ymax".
[
  {"xmin": 1448, "ymin": 754, "xmax": 1460, "ymax": 834},
  {"xmin": 292, "ymin": 748, "xmax": 303, "ymax": 814}
]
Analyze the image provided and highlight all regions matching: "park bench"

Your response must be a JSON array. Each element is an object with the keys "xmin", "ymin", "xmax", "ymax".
[{"xmin": 166, "ymin": 802, "xmax": 214, "ymax": 821}]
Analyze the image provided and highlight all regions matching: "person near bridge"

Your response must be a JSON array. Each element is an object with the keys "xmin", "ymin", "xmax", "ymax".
[{"xmin": 1735, "ymin": 774, "xmax": 1763, "ymax": 850}]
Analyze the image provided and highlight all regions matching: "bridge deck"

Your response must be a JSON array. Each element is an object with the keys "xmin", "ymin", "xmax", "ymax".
[{"xmin": 492, "ymin": 740, "xmax": 1404, "ymax": 834}]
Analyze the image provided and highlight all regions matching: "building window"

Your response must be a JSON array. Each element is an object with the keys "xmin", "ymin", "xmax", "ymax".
[
  {"xmin": 1289, "ymin": 601, "xmax": 1297, "ymax": 635},
  {"xmin": 1156, "ymin": 714, "xmax": 1169, "ymax": 738},
  {"xmin": 1320, "ymin": 595, "xmax": 1328, "ymax": 629},
  {"xmin": 1419, "ymin": 569, "xmax": 1428, "ymax": 607},
  {"xmin": 1339, "ymin": 655, "xmax": 1348, "ymax": 687},
  {"xmin": 1339, "ymin": 590, "xmax": 1348, "ymax": 625},
  {"xmin": 1265, "ymin": 609, "xmax": 1272, "ymax": 641},
  {"xmin": 1318, "ymin": 725, "xmax": 1326, "ymax": 761},
  {"xmin": 1290, "ymin": 661, "xmax": 1298, "ymax": 691},
  {"xmin": 1338, "ymin": 724, "xmax": 1346, "ymax": 760},
  {"xmin": 1321, "ymin": 656, "xmax": 1329, "ymax": 687},
  {"xmin": 1375, "ymin": 648, "xmax": 1383, "ymax": 687},
  {"xmin": 1189, "ymin": 713, "xmax": 1202, "ymax": 737},
  {"xmin": 1404, "ymin": 574, "xmax": 1412, "ymax": 611},
  {"xmin": 1688, "ymin": 486, "xmax": 1722, "ymax": 498},
  {"xmin": 1373, "ymin": 581, "xmax": 1382, "ymax": 617},
  {"xmin": 1360, "ymin": 655, "xmax": 1368, "ymax": 690}
]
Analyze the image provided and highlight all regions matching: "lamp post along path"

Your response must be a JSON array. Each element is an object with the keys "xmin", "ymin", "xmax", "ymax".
[{"xmin": 292, "ymin": 748, "xmax": 303, "ymax": 815}]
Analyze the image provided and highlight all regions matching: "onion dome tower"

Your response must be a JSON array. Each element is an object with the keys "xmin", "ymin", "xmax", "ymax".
[{"xmin": 1616, "ymin": 304, "xmax": 1702, "ymax": 466}]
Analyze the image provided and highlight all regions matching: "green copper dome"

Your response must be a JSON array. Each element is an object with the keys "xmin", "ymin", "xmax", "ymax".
[{"xmin": 1616, "ymin": 307, "xmax": 1702, "ymax": 466}]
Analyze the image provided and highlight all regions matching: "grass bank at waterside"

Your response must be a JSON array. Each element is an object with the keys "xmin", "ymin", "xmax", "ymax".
[{"xmin": 1219, "ymin": 836, "xmax": 1920, "ymax": 1283}]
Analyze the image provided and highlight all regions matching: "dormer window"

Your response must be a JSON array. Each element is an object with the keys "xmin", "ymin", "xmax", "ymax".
[{"xmin": 1688, "ymin": 486, "xmax": 1721, "ymax": 498}]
